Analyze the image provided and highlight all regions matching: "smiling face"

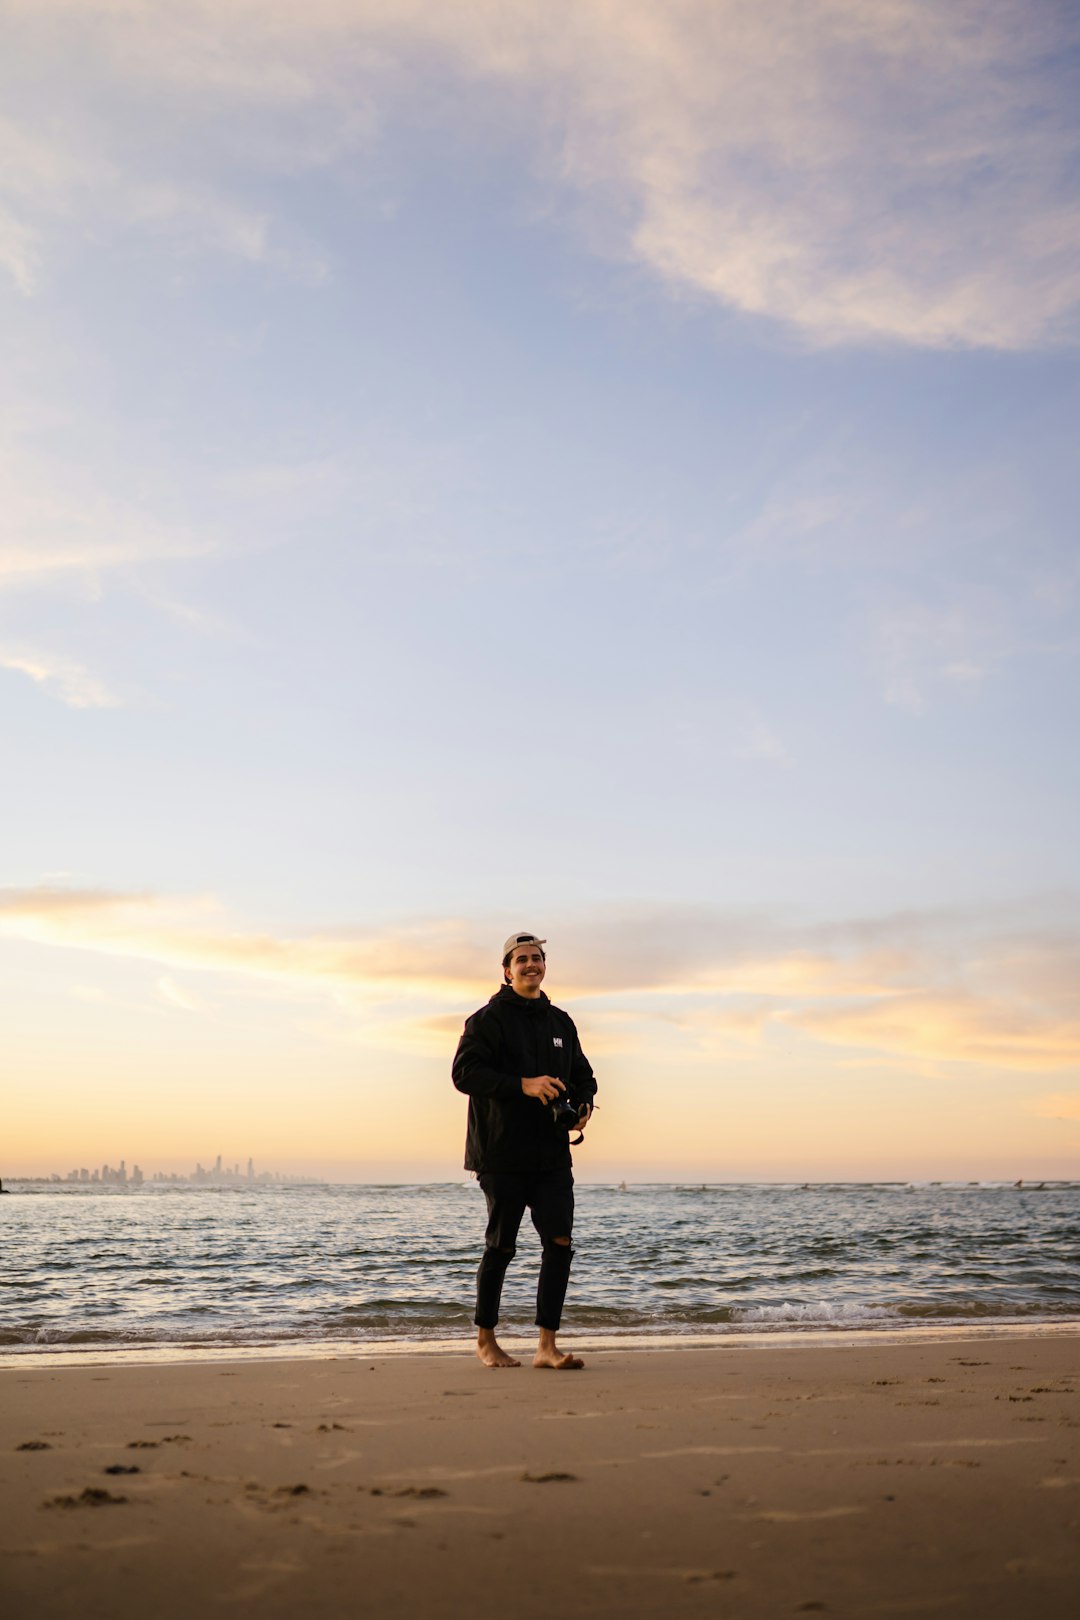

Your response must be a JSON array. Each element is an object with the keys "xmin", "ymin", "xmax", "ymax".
[{"xmin": 504, "ymin": 943, "xmax": 547, "ymax": 997}]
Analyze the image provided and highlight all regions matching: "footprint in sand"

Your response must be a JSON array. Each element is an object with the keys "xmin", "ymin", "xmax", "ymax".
[
  {"xmin": 44, "ymin": 1489, "xmax": 129, "ymax": 1510},
  {"xmin": 17, "ymin": 1441, "xmax": 52, "ymax": 1451},
  {"xmin": 589, "ymin": 1565, "xmax": 736, "ymax": 1584},
  {"xmin": 741, "ymin": 1507, "xmax": 864, "ymax": 1524},
  {"xmin": 367, "ymin": 1485, "xmax": 449, "ymax": 1498},
  {"xmin": 520, "ymin": 1471, "xmax": 578, "ymax": 1483},
  {"xmin": 224, "ymin": 1557, "xmax": 308, "ymax": 1602}
]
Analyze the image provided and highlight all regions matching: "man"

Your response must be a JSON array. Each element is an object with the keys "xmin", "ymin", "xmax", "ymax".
[{"xmin": 452, "ymin": 931, "xmax": 597, "ymax": 1370}]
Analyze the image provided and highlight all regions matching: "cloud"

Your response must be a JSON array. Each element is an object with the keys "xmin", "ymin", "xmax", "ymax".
[
  {"xmin": 123, "ymin": 182, "xmax": 269, "ymax": 262},
  {"xmin": 722, "ymin": 481, "xmax": 859, "ymax": 573},
  {"xmin": 0, "ymin": 199, "xmax": 37, "ymax": 294},
  {"xmin": 157, "ymin": 975, "xmax": 201, "ymax": 1012},
  {"xmin": 672, "ymin": 699, "xmax": 792, "ymax": 770},
  {"xmin": 0, "ymin": 110, "xmax": 106, "ymax": 291},
  {"xmin": 2, "ymin": 885, "xmax": 1079, "ymax": 1073},
  {"xmin": 0, "ymin": 32, "xmax": 342, "ymax": 286},
  {"xmin": 786, "ymin": 992, "xmax": 1080, "ymax": 1072},
  {"xmin": 0, "ymin": 887, "xmax": 156, "ymax": 919},
  {"xmin": 4, "ymin": 1, "xmax": 1077, "ymax": 347},
  {"xmin": 872, "ymin": 596, "xmax": 1003, "ymax": 712},
  {"xmin": 1033, "ymin": 1092, "xmax": 1080, "ymax": 1123},
  {"xmin": 0, "ymin": 887, "xmax": 492, "ymax": 1002},
  {"xmin": 734, "ymin": 712, "xmax": 789, "ymax": 766},
  {"xmin": 605, "ymin": 0, "xmax": 1080, "ymax": 350},
  {"xmin": 0, "ymin": 443, "xmax": 213, "ymax": 592},
  {"xmin": 0, "ymin": 648, "xmax": 120, "ymax": 708}
]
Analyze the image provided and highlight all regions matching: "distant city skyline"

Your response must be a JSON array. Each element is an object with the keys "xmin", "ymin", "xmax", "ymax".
[{"xmin": 9, "ymin": 1155, "xmax": 304, "ymax": 1187}]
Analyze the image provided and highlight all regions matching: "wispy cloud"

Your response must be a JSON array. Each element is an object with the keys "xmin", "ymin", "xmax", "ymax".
[
  {"xmin": 0, "ymin": 444, "xmax": 212, "ymax": 591},
  {"xmin": 0, "ymin": 58, "xmax": 338, "ymax": 291},
  {"xmin": 734, "ymin": 711, "xmax": 790, "ymax": 766},
  {"xmin": 157, "ymin": 975, "xmax": 202, "ymax": 1012},
  {"xmin": 0, "ymin": 199, "xmax": 37, "ymax": 294},
  {"xmin": 4, "ymin": 1, "xmax": 1077, "ymax": 347},
  {"xmin": 2, "ymin": 886, "xmax": 1078, "ymax": 1073},
  {"xmin": 787, "ymin": 992, "xmax": 1080, "ymax": 1072},
  {"xmin": 577, "ymin": 0, "xmax": 1080, "ymax": 349},
  {"xmin": 0, "ymin": 648, "xmax": 120, "ymax": 708},
  {"xmin": 872, "ymin": 596, "xmax": 1002, "ymax": 712},
  {"xmin": 1034, "ymin": 1092, "xmax": 1080, "ymax": 1123},
  {"xmin": 0, "ymin": 887, "xmax": 491, "ymax": 1003},
  {"xmin": 0, "ymin": 110, "xmax": 104, "ymax": 292}
]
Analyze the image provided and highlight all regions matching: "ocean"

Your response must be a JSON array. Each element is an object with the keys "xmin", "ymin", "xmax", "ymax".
[{"xmin": 3, "ymin": 1180, "xmax": 1078, "ymax": 1362}]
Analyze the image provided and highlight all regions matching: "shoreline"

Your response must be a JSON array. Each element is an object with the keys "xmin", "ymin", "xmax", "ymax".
[
  {"xmin": 4, "ymin": 1331, "xmax": 1077, "ymax": 1618},
  {"xmin": 5, "ymin": 1315, "xmax": 1079, "ymax": 1373}
]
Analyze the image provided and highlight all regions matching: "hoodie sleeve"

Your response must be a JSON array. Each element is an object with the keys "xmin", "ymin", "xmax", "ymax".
[
  {"xmin": 452, "ymin": 1009, "xmax": 523, "ymax": 1102},
  {"xmin": 569, "ymin": 1025, "xmax": 597, "ymax": 1104}
]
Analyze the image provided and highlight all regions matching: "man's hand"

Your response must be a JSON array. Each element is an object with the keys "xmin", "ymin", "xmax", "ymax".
[
  {"xmin": 521, "ymin": 1075, "xmax": 565, "ymax": 1103},
  {"xmin": 576, "ymin": 1104, "xmax": 594, "ymax": 1131}
]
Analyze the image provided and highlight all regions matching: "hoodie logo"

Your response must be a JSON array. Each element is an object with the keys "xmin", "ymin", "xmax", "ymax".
[{"xmin": 553, "ymin": 1036, "xmax": 564, "ymax": 1048}]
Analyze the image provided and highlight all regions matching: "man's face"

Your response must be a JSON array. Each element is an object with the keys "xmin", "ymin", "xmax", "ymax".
[{"xmin": 505, "ymin": 944, "xmax": 546, "ymax": 997}]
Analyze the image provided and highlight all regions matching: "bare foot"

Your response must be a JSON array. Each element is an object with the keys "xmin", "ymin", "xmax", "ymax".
[
  {"xmin": 533, "ymin": 1332, "xmax": 584, "ymax": 1370},
  {"xmin": 476, "ymin": 1330, "xmax": 520, "ymax": 1369},
  {"xmin": 533, "ymin": 1349, "xmax": 584, "ymax": 1370}
]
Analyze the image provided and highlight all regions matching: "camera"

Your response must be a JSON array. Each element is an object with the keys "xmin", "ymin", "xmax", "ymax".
[{"xmin": 550, "ymin": 1094, "xmax": 585, "ymax": 1130}]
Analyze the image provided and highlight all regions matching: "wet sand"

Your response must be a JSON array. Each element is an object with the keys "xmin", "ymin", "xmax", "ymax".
[{"xmin": 2, "ymin": 1333, "xmax": 1078, "ymax": 1618}]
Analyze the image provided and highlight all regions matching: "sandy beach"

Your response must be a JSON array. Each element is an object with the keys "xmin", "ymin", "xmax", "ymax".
[{"xmin": 2, "ymin": 1332, "xmax": 1077, "ymax": 1618}]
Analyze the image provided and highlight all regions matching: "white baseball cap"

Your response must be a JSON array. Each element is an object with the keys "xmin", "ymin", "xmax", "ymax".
[{"xmin": 501, "ymin": 931, "xmax": 547, "ymax": 961}]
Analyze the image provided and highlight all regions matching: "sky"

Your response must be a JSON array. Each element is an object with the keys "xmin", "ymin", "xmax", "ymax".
[{"xmin": 2, "ymin": 0, "xmax": 1079, "ymax": 1183}]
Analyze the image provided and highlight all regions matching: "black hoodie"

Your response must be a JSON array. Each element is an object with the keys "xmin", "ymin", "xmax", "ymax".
[{"xmin": 451, "ymin": 985, "xmax": 597, "ymax": 1174}]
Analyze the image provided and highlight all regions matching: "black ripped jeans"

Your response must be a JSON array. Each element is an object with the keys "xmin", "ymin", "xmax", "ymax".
[{"xmin": 474, "ymin": 1166, "xmax": 575, "ymax": 1331}]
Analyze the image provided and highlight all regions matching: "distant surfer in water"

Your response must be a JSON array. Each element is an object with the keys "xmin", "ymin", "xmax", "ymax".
[{"xmin": 452, "ymin": 931, "xmax": 597, "ymax": 1369}]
